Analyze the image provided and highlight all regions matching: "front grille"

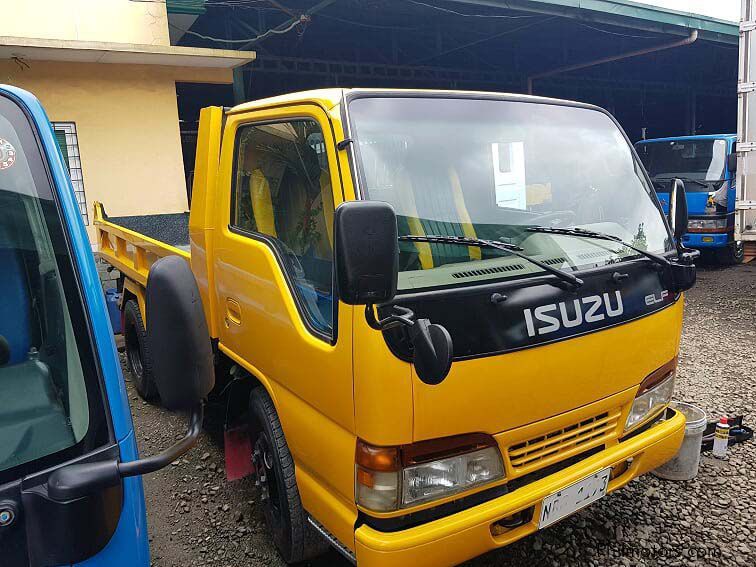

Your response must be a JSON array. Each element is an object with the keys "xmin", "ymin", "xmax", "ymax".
[
  {"xmin": 451, "ymin": 263, "xmax": 526, "ymax": 279},
  {"xmin": 507, "ymin": 410, "xmax": 621, "ymax": 475}
]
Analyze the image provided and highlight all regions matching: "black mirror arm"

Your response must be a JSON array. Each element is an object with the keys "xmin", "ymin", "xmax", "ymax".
[
  {"xmin": 365, "ymin": 304, "xmax": 454, "ymax": 386},
  {"xmin": 408, "ymin": 319, "xmax": 435, "ymax": 361},
  {"xmin": 119, "ymin": 403, "xmax": 203, "ymax": 477},
  {"xmin": 673, "ymin": 244, "xmax": 700, "ymax": 264},
  {"xmin": 365, "ymin": 304, "xmax": 416, "ymax": 331},
  {"xmin": 48, "ymin": 403, "xmax": 204, "ymax": 502}
]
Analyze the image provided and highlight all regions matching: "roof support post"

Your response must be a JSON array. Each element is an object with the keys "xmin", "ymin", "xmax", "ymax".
[{"xmin": 233, "ymin": 66, "xmax": 247, "ymax": 104}]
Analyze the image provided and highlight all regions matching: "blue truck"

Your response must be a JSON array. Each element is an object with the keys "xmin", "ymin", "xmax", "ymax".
[
  {"xmin": 0, "ymin": 85, "xmax": 214, "ymax": 566},
  {"xmin": 635, "ymin": 134, "xmax": 743, "ymax": 264}
]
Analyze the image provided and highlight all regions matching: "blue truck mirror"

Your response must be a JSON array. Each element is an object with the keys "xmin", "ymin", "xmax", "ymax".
[{"xmin": 728, "ymin": 151, "xmax": 738, "ymax": 173}]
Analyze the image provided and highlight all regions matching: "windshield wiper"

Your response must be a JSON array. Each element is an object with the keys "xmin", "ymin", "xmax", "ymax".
[
  {"xmin": 399, "ymin": 234, "xmax": 584, "ymax": 289},
  {"xmin": 653, "ymin": 176, "xmax": 709, "ymax": 188},
  {"xmin": 525, "ymin": 226, "xmax": 670, "ymax": 267}
]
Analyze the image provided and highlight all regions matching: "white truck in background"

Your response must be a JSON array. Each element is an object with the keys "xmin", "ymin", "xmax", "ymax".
[{"xmin": 737, "ymin": 0, "xmax": 756, "ymax": 261}]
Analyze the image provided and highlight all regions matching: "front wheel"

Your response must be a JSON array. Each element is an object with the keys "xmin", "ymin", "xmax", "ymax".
[
  {"xmin": 716, "ymin": 241, "xmax": 745, "ymax": 265},
  {"xmin": 249, "ymin": 388, "xmax": 329, "ymax": 564}
]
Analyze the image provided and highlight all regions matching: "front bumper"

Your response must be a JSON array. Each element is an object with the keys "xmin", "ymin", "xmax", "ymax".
[
  {"xmin": 682, "ymin": 232, "xmax": 730, "ymax": 248},
  {"xmin": 354, "ymin": 408, "xmax": 685, "ymax": 567}
]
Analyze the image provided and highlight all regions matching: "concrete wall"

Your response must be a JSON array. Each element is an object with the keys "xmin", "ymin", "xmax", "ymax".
[
  {"xmin": 0, "ymin": 59, "xmax": 232, "ymax": 242},
  {"xmin": 0, "ymin": 0, "xmax": 170, "ymax": 45}
]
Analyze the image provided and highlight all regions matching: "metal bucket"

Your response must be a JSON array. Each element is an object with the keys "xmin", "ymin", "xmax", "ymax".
[{"xmin": 653, "ymin": 401, "xmax": 708, "ymax": 481}]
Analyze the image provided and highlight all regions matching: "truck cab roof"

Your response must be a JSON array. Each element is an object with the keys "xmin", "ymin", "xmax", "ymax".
[
  {"xmin": 226, "ymin": 87, "xmax": 599, "ymax": 115},
  {"xmin": 637, "ymin": 133, "xmax": 737, "ymax": 144}
]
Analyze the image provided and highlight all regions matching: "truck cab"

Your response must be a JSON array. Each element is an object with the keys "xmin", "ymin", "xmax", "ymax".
[
  {"xmin": 0, "ymin": 85, "xmax": 212, "ymax": 567},
  {"xmin": 635, "ymin": 134, "xmax": 743, "ymax": 264},
  {"xmin": 95, "ymin": 88, "xmax": 696, "ymax": 566}
]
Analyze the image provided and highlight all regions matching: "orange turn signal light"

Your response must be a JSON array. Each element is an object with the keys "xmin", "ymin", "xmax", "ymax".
[{"xmin": 355, "ymin": 440, "xmax": 400, "ymax": 472}]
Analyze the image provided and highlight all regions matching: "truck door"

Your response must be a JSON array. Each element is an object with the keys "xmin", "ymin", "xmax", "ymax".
[
  {"xmin": 212, "ymin": 104, "xmax": 356, "ymax": 525},
  {"xmin": 0, "ymin": 88, "xmax": 147, "ymax": 566}
]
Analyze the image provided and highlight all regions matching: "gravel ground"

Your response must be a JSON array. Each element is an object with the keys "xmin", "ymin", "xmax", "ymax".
[{"xmin": 124, "ymin": 260, "xmax": 755, "ymax": 567}]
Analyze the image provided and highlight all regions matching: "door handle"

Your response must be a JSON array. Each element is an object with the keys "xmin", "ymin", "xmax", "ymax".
[{"xmin": 225, "ymin": 298, "xmax": 242, "ymax": 326}]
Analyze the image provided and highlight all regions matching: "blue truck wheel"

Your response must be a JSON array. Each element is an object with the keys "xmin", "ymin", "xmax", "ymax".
[{"xmin": 716, "ymin": 241, "xmax": 745, "ymax": 265}]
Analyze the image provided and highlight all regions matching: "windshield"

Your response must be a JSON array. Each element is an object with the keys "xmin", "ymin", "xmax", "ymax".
[
  {"xmin": 0, "ymin": 94, "xmax": 107, "ymax": 480},
  {"xmin": 636, "ymin": 139, "xmax": 728, "ymax": 189},
  {"xmin": 347, "ymin": 95, "xmax": 672, "ymax": 291}
]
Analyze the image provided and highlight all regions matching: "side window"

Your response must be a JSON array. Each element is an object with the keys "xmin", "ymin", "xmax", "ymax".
[{"xmin": 231, "ymin": 119, "xmax": 336, "ymax": 335}]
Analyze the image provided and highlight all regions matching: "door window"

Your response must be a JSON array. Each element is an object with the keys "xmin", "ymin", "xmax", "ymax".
[
  {"xmin": 231, "ymin": 119, "xmax": 335, "ymax": 335},
  {"xmin": 0, "ymin": 96, "xmax": 108, "ymax": 482}
]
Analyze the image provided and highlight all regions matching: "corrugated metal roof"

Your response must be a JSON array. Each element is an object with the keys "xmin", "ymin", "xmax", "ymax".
[
  {"xmin": 450, "ymin": 0, "xmax": 738, "ymax": 42},
  {"xmin": 166, "ymin": 0, "xmax": 206, "ymax": 16}
]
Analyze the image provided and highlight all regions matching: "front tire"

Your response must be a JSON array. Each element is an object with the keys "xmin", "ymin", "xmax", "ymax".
[
  {"xmin": 249, "ymin": 388, "xmax": 328, "ymax": 564},
  {"xmin": 123, "ymin": 299, "xmax": 159, "ymax": 402},
  {"xmin": 716, "ymin": 241, "xmax": 745, "ymax": 265}
]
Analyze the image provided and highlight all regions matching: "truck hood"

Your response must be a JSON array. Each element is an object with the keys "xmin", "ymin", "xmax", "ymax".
[{"xmin": 381, "ymin": 260, "xmax": 684, "ymax": 440}]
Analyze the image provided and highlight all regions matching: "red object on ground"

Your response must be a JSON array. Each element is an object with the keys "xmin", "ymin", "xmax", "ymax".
[{"xmin": 224, "ymin": 426, "xmax": 254, "ymax": 481}]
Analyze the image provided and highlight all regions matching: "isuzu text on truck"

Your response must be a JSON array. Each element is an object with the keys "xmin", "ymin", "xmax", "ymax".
[
  {"xmin": 0, "ymin": 85, "xmax": 215, "ymax": 567},
  {"xmin": 95, "ymin": 89, "xmax": 698, "ymax": 566}
]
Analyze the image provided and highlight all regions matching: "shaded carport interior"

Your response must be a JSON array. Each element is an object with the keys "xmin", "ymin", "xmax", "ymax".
[{"xmin": 169, "ymin": 0, "xmax": 738, "ymax": 147}]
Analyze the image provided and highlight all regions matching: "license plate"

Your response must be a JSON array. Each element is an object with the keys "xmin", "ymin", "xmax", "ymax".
[{"xmin": 538, "ymin": 468, "xmax": 611, "ymax": 529}]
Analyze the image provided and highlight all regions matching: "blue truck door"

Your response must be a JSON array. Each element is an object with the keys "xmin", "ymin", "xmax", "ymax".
[{"xmin": 0, "ymin": 86, "xmax": 148, "ymax": 567}]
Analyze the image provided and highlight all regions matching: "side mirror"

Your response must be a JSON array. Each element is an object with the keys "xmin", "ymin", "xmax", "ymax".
[
  {"xmin": 727, "ymin": 151, "xmax": 738, "ymax": 174},
  {"xmin": 146, "ymin": 255, "xmax": 214, "ymax": 410},
  {"xmin": 335, "ymin": 201, "xmax": 398, "ymax": 305},
  {"xmin": 409, "ymin": 319, "xmax": 453, "ymax": 385},
  {"xmin": 669, "ymin": 178, "xmax": 689, "ymax": 242},
  {"xmin": 47, "ymin": 257, "xmax": 214, "ymax": 502}
]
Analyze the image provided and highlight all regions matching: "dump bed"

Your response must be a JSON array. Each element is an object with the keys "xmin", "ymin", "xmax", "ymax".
[{"xmin": 93, "ymin": 202, "xmax": 190, "ymax": 288}]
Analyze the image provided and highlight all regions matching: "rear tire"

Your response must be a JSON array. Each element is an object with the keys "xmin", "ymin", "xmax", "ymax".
[
  {"xmin": 123, "ymin": 299, "xmax": 159, "ymax": 402},
  {"xmin": 249, "ymin": 387, "xmax": 329, "ymax": 564},
  {"xmin": 716, "ymin": 241, "xmax": 745, "ymax": 265}
]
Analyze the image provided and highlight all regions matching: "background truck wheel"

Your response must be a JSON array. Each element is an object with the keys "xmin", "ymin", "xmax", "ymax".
[
  {"xmin": 717, "ymin": 241, "xmax": 745, "ymax": 265},
  {"xmin": 249, "ymin": 388, "xmax": 329, "ymax": 564},
  {"xmin": 123, "ymin": 299, "xmax": 159, "ymax": 402}
]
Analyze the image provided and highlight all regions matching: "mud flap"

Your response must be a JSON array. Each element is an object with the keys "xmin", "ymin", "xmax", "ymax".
[{"xmin": 224, "ymin": 426, "xmax": 255, "ymax": 481}]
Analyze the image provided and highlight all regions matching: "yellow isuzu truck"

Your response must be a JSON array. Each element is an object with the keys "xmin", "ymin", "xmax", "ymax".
[{"xmin": 94, "ymin": 89, "xmax": 698, "ymax": 566}]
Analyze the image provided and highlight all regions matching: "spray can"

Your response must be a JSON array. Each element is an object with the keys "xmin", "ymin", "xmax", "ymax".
[{"xmin": 712, "ymin": 417, "xmax": 730, "ymax": 459}]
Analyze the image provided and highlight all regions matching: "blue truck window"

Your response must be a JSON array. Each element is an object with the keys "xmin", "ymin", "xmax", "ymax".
[
  {"xmin": 637, "ymin": 139, "xmax": 728, "ymax": 190},
  {"xmin": 0, "ymin": 94, "xmax": 108, "ymax": 482}
]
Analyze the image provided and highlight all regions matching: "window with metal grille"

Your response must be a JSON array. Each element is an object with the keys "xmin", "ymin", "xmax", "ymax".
[{"xmin": 52, "ymin": 122, "xmax": 88, "ymax": 224}]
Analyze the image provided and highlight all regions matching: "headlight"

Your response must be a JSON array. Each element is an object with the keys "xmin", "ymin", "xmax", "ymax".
[
  {"xmin": 401, "ymin": 447, "xmax": 504, "ymax": 506},
  {"xmin": 355, "ymin": 435, "xmax": 505, "ymax": 512},
  {"xmin": 624, "ymin": 361, "xmax": 677, "ymax": 433},
  {"xmin": 687, "ymin": 218, "xmax": 727, "ymax": 231}
]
